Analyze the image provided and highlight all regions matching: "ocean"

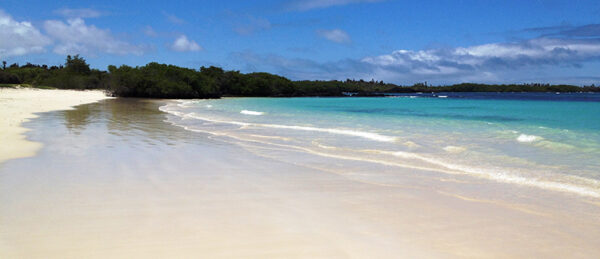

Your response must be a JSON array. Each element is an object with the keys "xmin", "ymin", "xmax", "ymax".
[{"xmin": 160, "ymin": 93, "xmax": 600, "ymax": 198}]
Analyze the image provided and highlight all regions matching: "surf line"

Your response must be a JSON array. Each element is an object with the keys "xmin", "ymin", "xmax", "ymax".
[
  {"xmin": 159, "ymin": 103, "xmax": 600, "ymax": 199},
  {"xmin": 159, "ymin": 104, "xmax": 398, "ymax": 143}
]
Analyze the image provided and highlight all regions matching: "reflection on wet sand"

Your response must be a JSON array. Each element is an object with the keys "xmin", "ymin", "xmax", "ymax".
[
  {"xmin": 63, "ymin": 104, "xmax": 94, "ymax": 134},
  {"xmin": 63, "ymin": 98, "xmax": 196, "ymax": 144}
]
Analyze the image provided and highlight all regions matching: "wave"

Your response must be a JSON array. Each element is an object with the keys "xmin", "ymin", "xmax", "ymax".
[
  {"xmin": 240, "ymin": 110, "xmax": 264, "ymax": 116},
  {"xmin": 238, "ymin": 133, "xmax": 600, "ymax": 198},
  {"xmin": 160, "ymin": 104, "xmax": 397, "ymax": 143},
  {"xmin": 195, "ymin": 114, "xmax": 396, "ymax": 142},
  {"xmin": 383, "ymin": 150, "xmax": 600, "ymax": 198},
  {"xmin": 517, "ymin": 134, "xmax": 542, "ymax": 143}
]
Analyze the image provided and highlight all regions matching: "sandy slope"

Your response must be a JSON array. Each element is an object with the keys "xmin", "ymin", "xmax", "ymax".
[{"xmin": 0, "ymin": 87, "xmax": 111, "ymax": 165}]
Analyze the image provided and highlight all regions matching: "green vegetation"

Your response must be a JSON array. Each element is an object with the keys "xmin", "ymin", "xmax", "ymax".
[
  {"xmin": 107, "ymin": 63, "xmax": 219, "ymax": 98},
  {"xmin": 1, "ymin": 55, "xmax": 598, "ymax": 98},
  {"xmin": 1, "ymin": 55, "xmax": 106, "ymax": 90}
]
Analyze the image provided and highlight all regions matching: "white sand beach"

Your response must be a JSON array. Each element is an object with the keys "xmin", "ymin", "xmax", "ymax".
[
  {"xmin": 1, "ymin": 95, "xmax": 599, "ymax": 258},
  {"xmin": 0, "ymin": 88, "xmax": 111, "ymax": 165}
]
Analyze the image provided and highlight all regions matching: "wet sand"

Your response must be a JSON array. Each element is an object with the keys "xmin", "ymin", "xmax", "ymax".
[
  {"xmin": 0, "ymin": 88, "xmax": 111, "ymax": 164},
  {"xmin": 1, "ymin": 98, "xmax": 599, "ymax": 258}
]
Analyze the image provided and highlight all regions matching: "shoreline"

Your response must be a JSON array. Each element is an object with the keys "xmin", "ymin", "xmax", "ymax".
[
  {"xmin": 0, "ymin": 87, "xmax": 112, "ymax": 165},
  {"xmin": 1, "ymin": 97, "xmax": 599, "ymax": 258}
]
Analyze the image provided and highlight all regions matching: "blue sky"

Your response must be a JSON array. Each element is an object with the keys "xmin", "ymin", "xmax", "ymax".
[{"xmin": 1, "ymin": 0, "xmax": 600, "ymax": 85}]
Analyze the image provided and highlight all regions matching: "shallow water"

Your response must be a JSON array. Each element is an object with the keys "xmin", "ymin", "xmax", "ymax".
[
  {"xmin": 160, "ymin": 94, "xmax": 600, "ymax": 198},
  {"xmin": 1, "ymin": 98, "xmax": 600, "ymax": 258}
]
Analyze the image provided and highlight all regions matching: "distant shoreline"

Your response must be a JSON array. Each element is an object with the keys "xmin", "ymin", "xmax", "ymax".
[{"xmin": 2, "ymin": 55, "xmax": 599, "ymax": 99}]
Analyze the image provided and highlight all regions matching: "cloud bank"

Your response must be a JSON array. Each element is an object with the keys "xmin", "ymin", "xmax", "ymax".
[
  {"xmin": 361, "ymin": 37, "xmax": 600, "ymax": 83},
  {"xmin": 44, "ymin": 18, "xmax": 145, "ymax": 56},
  {"xmin": 0, "ymin": 10, "xmax": 51, "ymax": 58},
  {"xmin": 0, "ymin": 9, "xmax": 145, "ymax": 58},
  {"xmin": 235, "ymin": 23, "xmax": 600, "ymax": 84}
]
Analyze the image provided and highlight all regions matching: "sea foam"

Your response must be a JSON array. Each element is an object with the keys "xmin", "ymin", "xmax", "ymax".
[
  {"xmin": 241, "ymin": 110, "xmax": 264, "ymax": 116},
  {"xmin": 160, "ymin": 104, "xmax": 397, "ymax": 143},
  {"xmin": 387, "ymin": 151, "xmax": 600, "ymax": 198},
  {"xmin": 517, "ymin": 134, "xmax": 542, "ymax": 143}
]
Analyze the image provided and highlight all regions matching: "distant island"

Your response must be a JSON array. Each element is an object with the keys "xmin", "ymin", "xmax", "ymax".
[{"xmin": 1, "ymin": 55, "xmax": 599, "ymax": 98}]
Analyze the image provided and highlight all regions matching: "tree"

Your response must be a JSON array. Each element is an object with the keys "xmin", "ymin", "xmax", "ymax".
[
  {"xmin": 200, "ymin": 66, "xmax": 224, "ymax": 78},
  {"xmin": 2, "ymin": 61, "xmax": 6, "ymax": 70},
  {"xmin": 0, "ymin": 71, "xmax": 21, "ymax": 84},
  {"xmin": 65, "ymin": 55, "xmax": 91, "ymax": 75}
]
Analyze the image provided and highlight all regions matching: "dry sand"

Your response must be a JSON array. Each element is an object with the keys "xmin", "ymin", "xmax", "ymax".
[{"xmin": 0, "ymin": 87, "xmax": 111, "ymax": 165}]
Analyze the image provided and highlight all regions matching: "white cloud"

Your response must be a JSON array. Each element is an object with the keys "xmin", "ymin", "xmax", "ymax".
[
  {"xmin": 170, "ymin": 35, "xmax": 202, "ymax": 52},
  {"xmin": 0, "ymin": 10, "xmax": 51, "ymax": 58},
  {"xmin": 287, "ymin": 0, "xmax": 384, "ymax": 11},
  {"xmin": 234, "ymin": 36, "xmax": 600, "ymax": 84},
  {"xmin": 54, "ymin": 8, "xmax": 102, "ymax": 18},
  {"xmin": 317, "ymin": 29, "xmax": 351, "ymax": 44},
  {"xmin": 362, "ymin": 37, "xmax": 600, "ymax": 79},
  {"xmin": 44, "ymin": 18, "xmax": 145, "ymax": 56}
]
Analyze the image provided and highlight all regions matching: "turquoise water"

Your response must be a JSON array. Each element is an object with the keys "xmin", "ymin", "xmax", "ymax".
[{"xmin": 160, "ymin": 94, "xmax": 600, "ymax": 198}]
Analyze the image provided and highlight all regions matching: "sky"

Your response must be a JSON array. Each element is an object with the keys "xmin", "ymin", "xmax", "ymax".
[{"xmin": 1, "ymin": 0, "xmax": 600, "ymax": 85}]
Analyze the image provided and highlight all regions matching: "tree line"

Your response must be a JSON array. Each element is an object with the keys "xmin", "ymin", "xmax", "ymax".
[{"xmin": 1, "ymin": 55, "xmax": 599, "ymax": 98}]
